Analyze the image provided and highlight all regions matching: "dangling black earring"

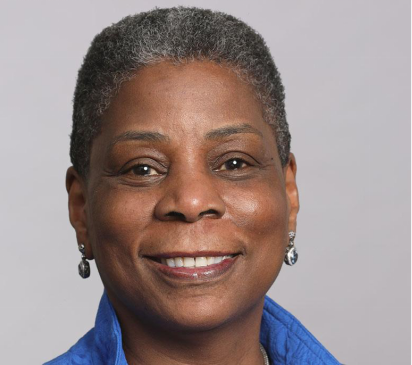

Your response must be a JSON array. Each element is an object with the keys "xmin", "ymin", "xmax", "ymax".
[
  {"xmin": 284, "ymin": 231, "xmax": 298, "ymax": 266},
  {"xmin": 78, "ymin": 244, "xmax": 90, "ymax": 278}
]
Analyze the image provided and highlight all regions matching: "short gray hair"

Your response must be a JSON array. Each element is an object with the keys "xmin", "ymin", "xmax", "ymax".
[{"xmin": 71, "ymin": 6, "xmax": 290, "ymax": 177}]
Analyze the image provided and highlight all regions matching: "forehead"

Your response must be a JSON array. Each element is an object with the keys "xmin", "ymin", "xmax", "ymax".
[{"xmin": 100, "ymin": 60, "xmax": 269, "ymax": 139}]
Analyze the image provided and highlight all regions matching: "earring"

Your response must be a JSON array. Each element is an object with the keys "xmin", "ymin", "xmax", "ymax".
[
  {"xmin": 284, "ymin": 231, "xmax": 298, "ymax": 266},
  {"xmin": 78, "ymin": 243, "xmax": 90, "ymax": 278}
]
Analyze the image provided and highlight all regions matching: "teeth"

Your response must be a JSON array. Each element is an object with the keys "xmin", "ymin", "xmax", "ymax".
[
  {"xmin": 215, "ymin": 256, "xmax": 224, "ymax": 264},
  {"xmin": 183, "ymin": 257, "xmax": 195, "ymax": 267},
  {"xmin": 174, "ymin": 257, "xmax": 184, "ymax": 267},
  {"xmin": 206, "ymin": 256, "xmax": 215, "ymax": 265},
  {"xmin": 195, "ymin": 257, "xmax": 207, "ymax": 267},
  {"xmin": 161, "ymin": 255, "xmax": 235, "ymax": 268}
]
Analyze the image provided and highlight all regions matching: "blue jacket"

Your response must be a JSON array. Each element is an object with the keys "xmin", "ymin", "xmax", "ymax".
[{"xmin": 45, "ymin": 292, "xmax": 341, "ymax": 364}]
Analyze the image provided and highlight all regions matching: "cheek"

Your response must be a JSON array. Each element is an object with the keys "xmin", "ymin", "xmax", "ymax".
[
  {"xmin": 225, "ymin": 179, "xmax": 289, "ymax": 281},
  {"xmin": 227, "ymin": 181, "xmax": 288, "ymax": 242},
  {"xmin": 87, "ymin": 186, "xmax": 155, "ymax": 277}
]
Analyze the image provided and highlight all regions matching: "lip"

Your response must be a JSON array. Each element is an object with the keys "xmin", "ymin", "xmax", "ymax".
[
  {"xmin": 146, "ymin": 251, "xmax": 239, "ymax": 259},
  {"xmin": 144, "ymin": 254, "xmax": 240, "ymax": 281}
]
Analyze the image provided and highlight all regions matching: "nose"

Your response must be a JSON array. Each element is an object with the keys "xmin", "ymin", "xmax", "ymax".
[{"xmin": 154, "ymin": 170, "xmax": 226, "ymax": 223}]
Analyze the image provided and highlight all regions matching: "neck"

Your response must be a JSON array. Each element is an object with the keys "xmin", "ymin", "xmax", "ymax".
[{"xmin": 110, "ymin": 294, "xmax": 266, "ymax": 365}]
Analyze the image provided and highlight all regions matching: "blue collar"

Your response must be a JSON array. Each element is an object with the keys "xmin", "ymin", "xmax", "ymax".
[
  {"xmin": 260, "ymin": 295, "xmax": 341, "ymax": 364},
  {"xmin": 46, "ymin": 291, "xmax": 340, "ymax": 364}
]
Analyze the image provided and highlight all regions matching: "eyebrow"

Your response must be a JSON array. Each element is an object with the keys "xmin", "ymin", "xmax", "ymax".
[
  {"xmin": 110, "ymin": 130, "xmax": 170, "ymax": 147},
  {"xmin": 204, "ymin": 124, "xmax": 263, "ymax": 140},
  {"xmin": 109, "ymin": 123, "xmax": 263, "ymax": 148}
]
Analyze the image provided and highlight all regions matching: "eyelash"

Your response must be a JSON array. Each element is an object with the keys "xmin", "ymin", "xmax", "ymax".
[{"xmin": 123, "ymin": 157, "xmax": 250, "ymax": 177}]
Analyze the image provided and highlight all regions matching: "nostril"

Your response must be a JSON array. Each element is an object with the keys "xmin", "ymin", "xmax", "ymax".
[
  {"xmin": 165, "ymin": 211, "xmax": 186, "ymax": 220},
  {"xmin": 199, "ymin": 209, "xmax": 219, "ymax": 217},
  {"xmin": 163, "ymin": 209, "xmax": 221, "ymax": 222}
]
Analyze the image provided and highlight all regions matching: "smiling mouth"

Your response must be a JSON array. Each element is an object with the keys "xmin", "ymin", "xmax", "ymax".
[{"xmin": 147, "ymin": 254, "xmax": 238, "ymax": 268}]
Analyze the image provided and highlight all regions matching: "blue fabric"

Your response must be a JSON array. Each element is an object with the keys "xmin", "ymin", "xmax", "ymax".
[{"xmin": 45, "ymin": 292, "xmax": 341, "ymax": 364}]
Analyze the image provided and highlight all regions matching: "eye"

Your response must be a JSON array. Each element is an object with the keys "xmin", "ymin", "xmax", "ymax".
[
  {"xmin": 128, "ymin": 164, "xmax": 160, "ymax": 176},
  {"xmin": 216, "ymin": 158, "xmax": 249, "ymax": 171}
]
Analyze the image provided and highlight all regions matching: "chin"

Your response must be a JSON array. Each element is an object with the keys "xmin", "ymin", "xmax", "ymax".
[
  {"xmin": 152, "ymin": 293, "xmax": 261, "ymax": 333},
  {"xmin": 165, "ymin": 304, "xmax": 236, "ymax": 332}
]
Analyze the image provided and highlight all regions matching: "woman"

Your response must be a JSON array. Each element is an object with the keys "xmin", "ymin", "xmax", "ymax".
[{"xmin": 46, "ymin": 7, "xmax": 341, "ymax": 365}]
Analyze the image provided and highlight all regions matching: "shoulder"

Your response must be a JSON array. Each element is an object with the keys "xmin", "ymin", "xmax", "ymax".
[
  {"xmin": 261, "ymin": 296, "xmax": 341, "ymax": 365},
  {"xmin": 43, "ymin": 328, "xmax": 95, "ymax": 365}
]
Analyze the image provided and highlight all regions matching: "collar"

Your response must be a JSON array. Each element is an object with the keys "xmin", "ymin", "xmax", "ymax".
[
  {"xmin": 260, "ymin": 295, "xmax": 341, "ymax": 364},
  {"xmin": 91, "ymin": 291, "xmax": 340, "ymax": 365}
]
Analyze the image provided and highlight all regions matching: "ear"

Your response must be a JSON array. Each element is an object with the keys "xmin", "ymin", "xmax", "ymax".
[
  {"xmin": 284, "ymin": 153, "xmax": 300, "ymax": 233},
  {"xmin": 66, "ymin": 166, "xmax": 94, "ymax": 260}
]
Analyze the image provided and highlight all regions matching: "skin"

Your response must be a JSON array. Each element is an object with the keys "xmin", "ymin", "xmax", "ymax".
[{"xmin": 66, "ymin": 61, "xmax": 299, "ymax": 365}]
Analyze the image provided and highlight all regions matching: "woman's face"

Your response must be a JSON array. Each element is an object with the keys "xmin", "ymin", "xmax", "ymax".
[{"xmin": 68, "ymin": 61, "xmax": 299, "ymax": 331}]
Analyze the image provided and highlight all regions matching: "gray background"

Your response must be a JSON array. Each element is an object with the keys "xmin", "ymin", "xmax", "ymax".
[{"xmin": 0, "ymin": 0, "xmax": 410, "ymax": 364}]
